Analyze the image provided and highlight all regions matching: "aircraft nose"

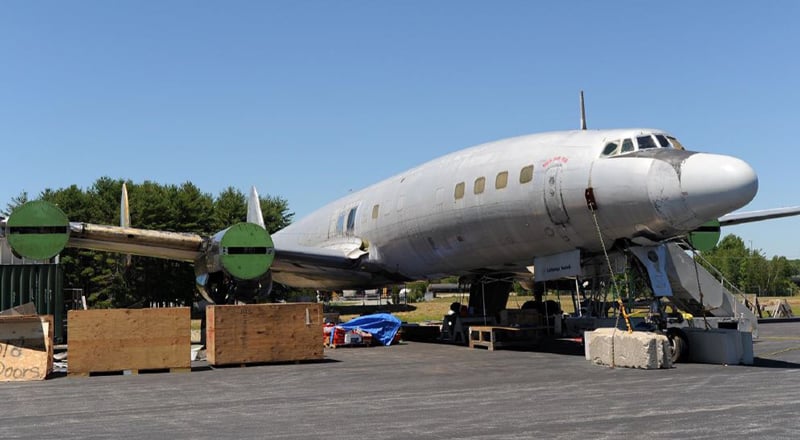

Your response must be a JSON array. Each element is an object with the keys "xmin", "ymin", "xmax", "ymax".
[{"xmin": 680, "ymin": 153, "xmax": 758, "ymax": 220}]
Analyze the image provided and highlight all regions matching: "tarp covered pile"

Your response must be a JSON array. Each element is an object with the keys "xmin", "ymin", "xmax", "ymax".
[{"xmin": 332, "ymin": 313, "xmax": 402, "ymax": 346}]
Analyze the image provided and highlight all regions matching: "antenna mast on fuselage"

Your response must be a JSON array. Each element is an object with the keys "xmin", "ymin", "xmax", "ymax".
[{"xmin": 580, "ymin": 90, "xmax": 587, "ymax": 130}]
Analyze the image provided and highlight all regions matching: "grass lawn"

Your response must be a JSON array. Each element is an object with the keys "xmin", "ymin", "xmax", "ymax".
[
  {"xmin": 330, "ymin": 294, "xmax": 799, "ymax": 323},
  {"xmin": 332, "ymin": 294, "xmax": 573, "ymax": 323}
]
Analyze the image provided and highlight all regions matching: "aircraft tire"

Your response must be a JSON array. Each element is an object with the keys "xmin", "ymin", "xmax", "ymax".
[{"xmin": 666, "ymin": 328, "xmax": 689, "ymax": 363}]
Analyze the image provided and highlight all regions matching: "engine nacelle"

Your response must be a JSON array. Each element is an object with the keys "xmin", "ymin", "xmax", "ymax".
[
  {"xmin": 3, "ymin": 201, "xmax": 70, "ymax": 260},
  {"xmin": 194, "ymin": 222, "xmax": 276, "ymax": 303},
  {"xmin": 194, "ymin": 222, "xmax": 275, "ymax": 279}
]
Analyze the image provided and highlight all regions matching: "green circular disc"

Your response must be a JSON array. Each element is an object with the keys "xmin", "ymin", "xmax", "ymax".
[
  {"xmin": 219, "ymin": 222, "xmax": 275, "ymax": 280},
  {"xmin": 7, "ymin": 201, "xmax": 70, "ymax": 260},
  {"xmin": 688, "ymin": 220, "xmax": 721, "ymax": 252}
]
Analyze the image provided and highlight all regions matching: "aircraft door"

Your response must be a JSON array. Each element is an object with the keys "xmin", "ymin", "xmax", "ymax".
[{"xmin": 544, "ymin": 166, "xmax": 569, "ymax": 225}]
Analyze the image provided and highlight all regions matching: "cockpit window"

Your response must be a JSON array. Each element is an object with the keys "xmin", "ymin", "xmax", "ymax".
[
  {"xmin": 621, "ymin": 138, "xmax": 634, "ymax": 153},
  {"xmin": 601, "ymin": 142, "xmax": 619, "ymax": 156},
  {"xmin": 601, "ymin": 133, "xmax": 684, "ymax": 158},
  {"xmin": 637, "ymin": 135, "xmax": 658, "ymax": 149},
  {"xmin": 667, "ymin": 136, "xmax": 685, "ymax": 150}
]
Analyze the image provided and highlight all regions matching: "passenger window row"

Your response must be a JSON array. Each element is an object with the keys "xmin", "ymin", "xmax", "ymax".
[
  {"xmin": 454, "ymin": 165, "xmax": 534, "ymax": 200},
  {"xmin": 366, "ymin": 164, "xmax": 536, "ymax": 227}
]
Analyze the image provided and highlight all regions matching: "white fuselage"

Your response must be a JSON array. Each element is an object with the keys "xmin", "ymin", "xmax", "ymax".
[{"xmin": 272, "ymin": 129, "xmax": 757, "ymax": 288}]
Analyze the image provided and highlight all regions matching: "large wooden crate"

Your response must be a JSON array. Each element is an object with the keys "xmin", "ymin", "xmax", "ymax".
[
  {"xmin": 206, "ymin": 303, "xmax": 323, "ymax": 366},
  {"xmin": 68, "ymin": 308, "xmax": 190, "ymax": 376},
  {"xmin": 0, "ymin": 315, "xmax": 53, "ymax": 381}
]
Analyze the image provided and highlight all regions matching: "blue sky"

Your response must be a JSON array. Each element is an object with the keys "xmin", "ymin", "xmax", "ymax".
[{"xmin": 1, "ymin": 1, "xmax": 798, "ymax": 257}]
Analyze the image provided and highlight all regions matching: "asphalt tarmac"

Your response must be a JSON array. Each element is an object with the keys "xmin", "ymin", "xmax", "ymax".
[{"xmin": 2, "ymin": 321, "xmax": 799, "ymax": 440}]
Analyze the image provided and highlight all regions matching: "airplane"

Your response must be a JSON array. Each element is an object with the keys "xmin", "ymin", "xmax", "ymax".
[{"xmin": 2, "ymin": 97, "xmax": 800, "ymax": 321}]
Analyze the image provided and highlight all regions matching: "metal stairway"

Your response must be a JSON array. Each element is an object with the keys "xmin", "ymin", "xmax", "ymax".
[{"xmin": 663, "ymin": 243, "xmax": 758, "ymax": 336}]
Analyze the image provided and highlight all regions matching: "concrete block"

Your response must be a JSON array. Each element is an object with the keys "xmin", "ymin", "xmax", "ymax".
[
  {"xmin": 685, "ymin": 328, "xmax": 753, "ymax": 365},
  {"xmin": 585, "ymin": 328, "xmax": 672, "ymax": 369}
]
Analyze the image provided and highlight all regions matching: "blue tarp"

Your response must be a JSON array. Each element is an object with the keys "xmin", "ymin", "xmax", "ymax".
[{"xmin": 335, "ymin": 313, "xmax": 402, "ymax": 346}]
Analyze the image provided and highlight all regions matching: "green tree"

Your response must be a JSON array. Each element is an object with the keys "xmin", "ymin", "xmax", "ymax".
[
  {"xmin": 700, "ymin": 234, "xmax": 749, "ymax": 288},
  {"xmin": 213, "ymin": 187, "xmax": 246, "ymax": 230},
  {"xmin": 700, "ymin": 234, "xmax": 798, "ymax": 296},
  {"xmin": 261, "ymin": 194, "xmax": 293, "ymax": 233},
  {"xmin": 2, "ymin": 191, "xmax": 29, "ymax": 216},
  {"xmin": 173, "ymin": 182, "xmax": 214, "ymax": 233}
]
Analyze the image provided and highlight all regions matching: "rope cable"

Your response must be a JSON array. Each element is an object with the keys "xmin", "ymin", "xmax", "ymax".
[
  {"xmin": 687, "ymin": 242, "xmax": 711, "ymax": 330},
  {"xmin": 588, "ymin": 208, "xmax": 632, "ymax": 333}
]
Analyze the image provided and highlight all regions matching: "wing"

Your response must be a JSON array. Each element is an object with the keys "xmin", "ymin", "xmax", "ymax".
[
  {"xmin": 718, "ymin": 206, "xmax": 800, "ymax": 226},
  {"xmin": 67, "ymin": 222, "xmax": 203, "ymax": 261},
  {"xmin": 67, "ymin": 222, "xmax": 365, "ymax": 274},
  {"xmin": 1, "ymin": 197, "xmax": 371, "ymax": 292}
]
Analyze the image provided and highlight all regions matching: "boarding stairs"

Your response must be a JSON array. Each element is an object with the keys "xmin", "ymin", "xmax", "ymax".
[{"xmin": 662, "ymin": 242, "xmax": 758, "ymax": 336}]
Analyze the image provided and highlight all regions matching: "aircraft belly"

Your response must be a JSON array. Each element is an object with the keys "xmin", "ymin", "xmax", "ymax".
[
  {"xmin": 374, "ymin": 206, "xmax": 576, "ymax": 279},
  {"xmin": 272, "ymin": 270, "xmax": 380, "ymax": 290}
]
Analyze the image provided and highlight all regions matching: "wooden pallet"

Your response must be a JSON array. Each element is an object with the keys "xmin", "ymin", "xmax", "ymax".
[
  {"xmin": 68, "ymin": 367, "xmax": 190, "ymax": 378},
  {"xmin": 468, "ymin": 325, "xmax": 544, "ymax": 351},
  {"xmin": 210, "ymin": 359, "xmax": 317, "ymax": 369},
  {"xmin": 325, "ymin": 341, "xmax": 369, "ymax": 349}
]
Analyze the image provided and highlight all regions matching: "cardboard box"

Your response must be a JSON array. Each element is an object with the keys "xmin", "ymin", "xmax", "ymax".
[{"xmin": 0, "ymin": 315, "xmax": 53, "ymax": 381}]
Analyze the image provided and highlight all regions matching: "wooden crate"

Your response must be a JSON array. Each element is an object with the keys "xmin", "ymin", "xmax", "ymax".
[
  {"xmin": 68, "ymin": 308, "xmax": 190, "ymax": 376},
  {"xmin": 0, "ymin": 315, "xmax": 53, "ymax": 381},
  {"xmin": 206, "ymin": 303, "xmax": 323, "ymax": 366}
]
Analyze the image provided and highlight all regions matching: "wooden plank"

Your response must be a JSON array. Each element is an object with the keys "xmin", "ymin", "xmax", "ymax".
[
  {"xmin": 68, "ymin": 308, "xmax": 190, "ymax": 375},
  {"xmin": 206, "ymin": 303, "xmax": 323, "ymax": 366},
  {"xmin": 0, "ymin": 315, "xmax": 53, "ymax": 381}
]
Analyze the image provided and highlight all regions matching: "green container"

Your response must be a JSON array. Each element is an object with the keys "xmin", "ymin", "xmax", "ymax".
[{"xmin": 0, "ymin": 264, "xmax": 64, "ymax": 343}]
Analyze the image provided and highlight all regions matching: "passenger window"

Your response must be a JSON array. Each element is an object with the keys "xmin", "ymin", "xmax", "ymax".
[
  {"xmin": 519, "ymin": 165, "xmax": 534, "ymax": 184},
  {"xmin": 474, "ymin": 177, "xmax": 486, "ymax": 194},
  {"xmin": 372, "ymin": 204, "xmax": 379, "ymax": 219},
  {"xmin": 495, "ymin": 171, "xmax": 508, "ymax": 189},
  {"xmin": 346, "ymin": 207, "xmax": 357, "ymax": 233},
  {"xmin": 655, "ymin": 135, "xmax": 670, "ymax": 148},
  {"xmin": 637, "ymin": 135, "xmax": 657, "ymax": 149},
  {"xmin": 336, "ymin": 213, "xmax": 345, "ymax": 235},
  {"xmin": 602, "ymin": 142, "xmax": 619, "ymax": 156},
  {"xmin": 454, "ymin": 182, "xmax": 465, "ymax": 200},
  {"xmin": 621, "ymin": 138, "xmax": 634, "ymax": 153}
]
